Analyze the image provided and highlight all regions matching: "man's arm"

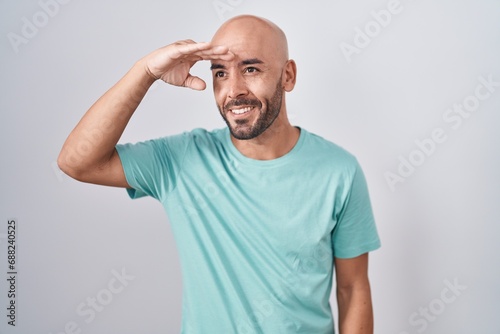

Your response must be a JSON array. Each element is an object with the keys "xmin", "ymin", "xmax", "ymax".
[
  {"xmin": 335, "ymin": 253, "xmax": 374, "ymax": 334},
  {"xmin": 57, "ymin": 41, "xmax": 233, "ymax": 186}
]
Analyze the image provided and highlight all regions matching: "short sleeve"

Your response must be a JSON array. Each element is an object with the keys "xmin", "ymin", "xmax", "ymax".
[
  {"xmin": 115, "ymin": 133, "xmax": 190, "ymax": 201},
  {"xmin": 332, "ymin": 160, "xmax": 381, "ymax": 258}
]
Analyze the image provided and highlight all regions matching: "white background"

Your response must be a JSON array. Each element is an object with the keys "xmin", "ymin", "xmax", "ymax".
[{"xmin": 1, "ymin": 0, "xmax": 499, "ymax": 333}]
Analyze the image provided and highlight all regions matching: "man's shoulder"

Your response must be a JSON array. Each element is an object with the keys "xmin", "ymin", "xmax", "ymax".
[
  {"xmin": 301, "ymin": 128, "xmax": 357, "ymax": 166},
  {"xmin": 174, "ymin": 127, "xmax": 227, "ymax": 150},
  {"xmin": 150, "ymin": 127, "xmax": 225, "ymax": 146},
  {"xmin": 186, "ymin": 127, "xmax": 226, "ymax": 140}
]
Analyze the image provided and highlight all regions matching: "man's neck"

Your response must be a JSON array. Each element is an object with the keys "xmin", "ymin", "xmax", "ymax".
[{"xmin": 230, "ymin": 117, "xmax": 300, "ymax": 160}]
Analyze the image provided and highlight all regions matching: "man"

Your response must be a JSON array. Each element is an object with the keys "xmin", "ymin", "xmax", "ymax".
[{"xmin": 58, "ymin": 15, "xmax": 380, "ymax": 334}]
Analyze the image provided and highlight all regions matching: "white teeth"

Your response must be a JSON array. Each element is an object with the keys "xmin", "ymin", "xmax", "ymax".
[{"xmin": 231, "ymin": 107, "xmax": 252, "ymax": 115}]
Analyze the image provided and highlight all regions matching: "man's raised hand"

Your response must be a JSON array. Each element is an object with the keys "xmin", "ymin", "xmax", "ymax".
[{"xmin": 143, "ymin": 40, "xmax": 233, "ymax": 91}]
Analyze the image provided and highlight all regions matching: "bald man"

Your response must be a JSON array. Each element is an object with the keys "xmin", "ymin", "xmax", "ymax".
[{"xmin": 58, "ymin": 15, "xmax": 380, "ymax": 334}]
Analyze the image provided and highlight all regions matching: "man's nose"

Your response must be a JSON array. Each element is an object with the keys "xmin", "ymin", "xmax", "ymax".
[{"xmin": 228, "ymin": 73, "xmax": 248, "ymax": 99}]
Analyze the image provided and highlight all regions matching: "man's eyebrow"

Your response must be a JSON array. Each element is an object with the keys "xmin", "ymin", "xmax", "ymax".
[
  {"xmin": 240, "ymin": 58, "xmax": 264, "ymax": 66},
  {"xmin": 210, "ymin": 58, "xmax": 264, "ymax": 71},
  {"xmin": 210, "ymin": 63, "xmax": 226, "ymax": 70}
]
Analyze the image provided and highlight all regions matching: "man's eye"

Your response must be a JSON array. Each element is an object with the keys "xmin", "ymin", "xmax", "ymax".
[
  {"xmin": 245, "ymin": 67, "xmax": 259, "ymax": 73},
  {"xmin": 215, "ymin": 71, "xmax": 226, "ymax": 78}
]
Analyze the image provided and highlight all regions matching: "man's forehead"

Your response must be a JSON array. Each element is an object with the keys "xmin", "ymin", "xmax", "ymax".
[{"xmin": 211, "ymin": 15, "xmax": 289, "ymax": 64}]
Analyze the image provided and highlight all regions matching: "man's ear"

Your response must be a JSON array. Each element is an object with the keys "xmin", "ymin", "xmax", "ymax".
[{"xmin": 282, "ymin": 59, "xmax": 297, "ymax": 92}]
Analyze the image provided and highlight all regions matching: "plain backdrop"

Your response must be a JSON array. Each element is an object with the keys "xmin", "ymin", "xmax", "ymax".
[{"xmin": 1, "ymin": 0, "xmax": 499, "ymax": 333}]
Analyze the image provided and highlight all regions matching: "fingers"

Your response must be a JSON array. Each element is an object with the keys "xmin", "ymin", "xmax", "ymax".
[
  {"xmin": 184, "ymin": 74, "xmax": 207, "ymax": 91},
  {"xmin": 198, "ymin": 45, "xmax": 235, "ymax": 61},
  {"xmin": 173, "ymin": 41, "xmax": 234, "ymax": 62},
  {"xmin": 145, "ymin": 40, "xmax": 233, "ymax": 89}
]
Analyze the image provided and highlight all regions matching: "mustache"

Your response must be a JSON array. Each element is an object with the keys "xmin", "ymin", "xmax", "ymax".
[{"xmin": 224, "ymin": 98, "xmax": 262, "ymax": 111}]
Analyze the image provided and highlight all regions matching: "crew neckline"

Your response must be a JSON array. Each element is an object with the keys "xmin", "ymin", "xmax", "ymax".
[{"xmin": 222, "ymin": 126, "xmax": 306, "ymax": 167}]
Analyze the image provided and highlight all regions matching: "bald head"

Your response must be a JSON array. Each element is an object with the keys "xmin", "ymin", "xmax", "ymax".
[
  {"xmin": 209, "ymin": 15, "xmax": 298, "ymax": 141},
  {"xmin": 211, "ymin": 15, "xmax": 289, "ymax": 64}
]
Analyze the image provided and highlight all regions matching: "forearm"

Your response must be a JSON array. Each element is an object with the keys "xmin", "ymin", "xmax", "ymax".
[
  {"xmin": 337, "ymin": 282, "xmax": 374, "ymax": 334},
  {"xmin": 58, "ymin": 59, "xmax": 155, "ymax": 177}
]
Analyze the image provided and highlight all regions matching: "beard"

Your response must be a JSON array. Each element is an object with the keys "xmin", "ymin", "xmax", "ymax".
[{"xmin": 218, "ymin": 77, "xmax": 283, "ymax": 140}]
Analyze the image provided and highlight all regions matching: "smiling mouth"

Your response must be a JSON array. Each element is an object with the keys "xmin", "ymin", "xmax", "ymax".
[{"xmin": 229, "ymin": 106, "xmax": 254, "ymax": 115}]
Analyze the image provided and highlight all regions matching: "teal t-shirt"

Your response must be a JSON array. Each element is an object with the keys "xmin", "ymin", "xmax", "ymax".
[{"xmin": 116, "ymin": 127, "xmax": 380, "ymax": 334}]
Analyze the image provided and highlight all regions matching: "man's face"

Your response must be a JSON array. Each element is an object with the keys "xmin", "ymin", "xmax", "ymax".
[
  {"xmin": 212, "ymin": 63, "xmax": 284, "ymax": 140},
  {"xmin": 210, "ymin": 23, "xmax": 286, "ymax": 140}
]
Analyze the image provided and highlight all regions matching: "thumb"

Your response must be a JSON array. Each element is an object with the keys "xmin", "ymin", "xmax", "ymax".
[{"xmin": 184, "ymin": 74, "xmax": 206, "ymax": 91}]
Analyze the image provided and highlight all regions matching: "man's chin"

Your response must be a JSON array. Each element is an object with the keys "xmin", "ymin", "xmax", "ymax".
[
  {"xmin": 228, "ymin": 125, "xmax": 260, "ymax": 140},
  {"xmin": 229, "ymin": 129, "xmax": 256, "ymax": 140}
]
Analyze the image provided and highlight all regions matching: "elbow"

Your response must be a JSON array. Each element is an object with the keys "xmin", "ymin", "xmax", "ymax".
[
  {"xmin": 57, "ymin": 151, "xmax": 69, "ymax": 175},
  {"xmin": 337, "ymin": 277, "xmax": 371, "ymax": 295},
  {"xmin": 57, "ymin": 151, "xmax": 85, "ymax": 181}
]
